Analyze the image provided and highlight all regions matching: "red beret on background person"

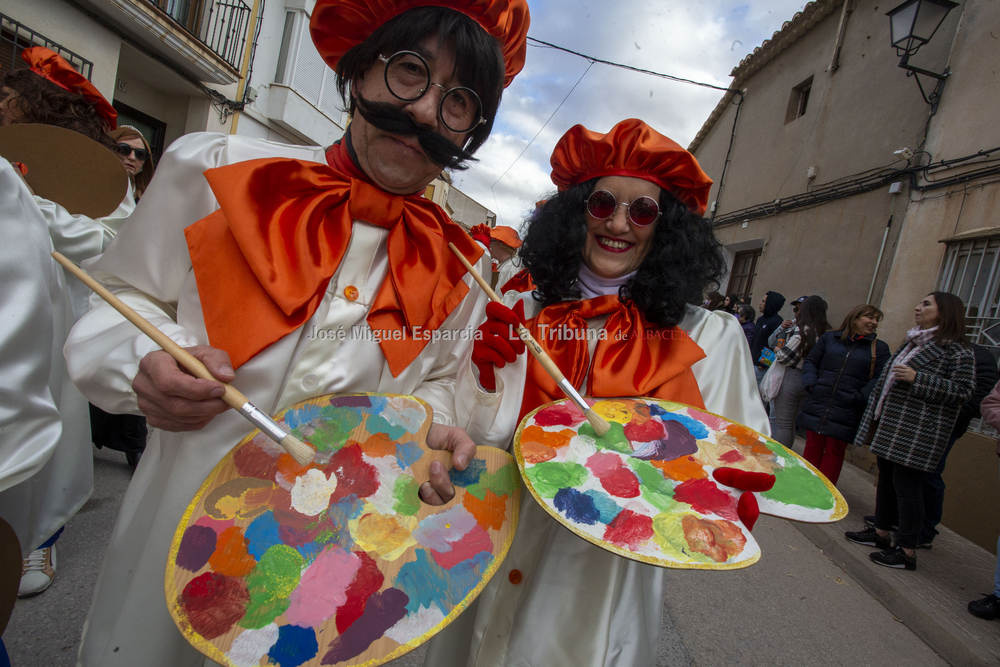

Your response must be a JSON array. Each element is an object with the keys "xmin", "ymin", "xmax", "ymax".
[{"xmin": 437, "ymin": 118, "xmax": 771, "ymax": 666}]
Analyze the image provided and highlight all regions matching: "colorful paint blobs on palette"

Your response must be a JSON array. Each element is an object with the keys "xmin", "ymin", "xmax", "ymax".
[
  {"xmin": 167, "ymin": 394, "xmax": 519, "ymax": 667},
  {"xmin": 516, "ymin": 398, "xmax": 847, "ymax": 570}
]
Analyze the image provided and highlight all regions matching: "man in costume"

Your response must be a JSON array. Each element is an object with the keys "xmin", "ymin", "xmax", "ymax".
[
  {"xmin": 424, "ymin": 119, "xmax": 770, "ymax": 666},
  {"xmin": 64, "ymin": 1, "xmax": 529, "ymax": 664}
]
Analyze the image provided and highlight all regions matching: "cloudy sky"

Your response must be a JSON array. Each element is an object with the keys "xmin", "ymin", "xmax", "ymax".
[{"xmin": 453, "ymin": 0, "xmax": 809, "ymax": 229}]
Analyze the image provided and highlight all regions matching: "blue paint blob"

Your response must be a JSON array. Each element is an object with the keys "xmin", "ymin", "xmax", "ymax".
[
  {"xmin": 394, "ymin": 441, "xmax": 423, "ymax": 469},
  {"xmin": 553, "ymin": 487, "xmax": 601, "ymax": 525},
  {"xmin": 444, "ymin": 551, "xmax": 492, "ymax": 607},
  {"xmin": 449, "ymin": 458, "xmax": 486, "ymax": 487},
  {"xmin": 365, "ymin": 413, "xmax": 407, "ymax": 441},
  {"xmin": 396, "ymin": 549, "xmax": 450, "ymax": 614},
  {"xmin": 284, "ymin": 404, "xmax": 322, "ymax": 431},
  {"xmin": 582, "ymin": 489, "xmax": 623, "ymax": 525},
  {"xmin": 648, "ymin": 406, "xmax": 710, "ymax": 439},
  {"xmin": 244, "ymin": 511, "xmax": 282, "ymax": 559},
  {"xmin": 267, "ymin": 624, "xmax": 318, "ymax": 667}
]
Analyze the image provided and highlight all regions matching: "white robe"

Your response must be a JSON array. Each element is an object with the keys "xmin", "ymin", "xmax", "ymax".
[
  {"xmin": 495, "ymin": 256, "xmax": 521, "ymax": 294},
  {"xmin": 424, "ymin": 299, "xmax": 770, "ymax": 667},
  {"xmin": 64, "ymin": 132, "xmax": 491, "ymax": 667}
]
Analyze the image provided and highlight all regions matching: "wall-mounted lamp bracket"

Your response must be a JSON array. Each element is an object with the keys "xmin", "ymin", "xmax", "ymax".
[{"xmin": 897, "ymin": 52, "xmax": 950, "ymax": 115}]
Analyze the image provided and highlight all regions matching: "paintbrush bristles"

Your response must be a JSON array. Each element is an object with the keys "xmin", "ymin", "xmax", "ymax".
[
  {"xmin": 585, "ymin": 410, "xmax": 611, "ymax": 436},
  {"xmin": 280, "ymin": 433, "xmax": 315, "ymax": 466}
]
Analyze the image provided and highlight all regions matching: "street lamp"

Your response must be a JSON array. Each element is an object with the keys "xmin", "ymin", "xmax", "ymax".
[{"xmin": 885, "ymin": 0, "xmax": 959, "ymax": 114}]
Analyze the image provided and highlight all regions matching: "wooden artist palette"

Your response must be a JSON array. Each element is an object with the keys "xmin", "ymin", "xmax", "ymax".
[
  {"xmin": 0, "ymin": 123, "xmax": 127, "ymax": 218},
  {"xmin": 514, "ymin": 398, "xmax": 848, "ymax": 570},
  {"xmin": 166, "ymin": 393, "xmax": 519, "ymax": 667}
]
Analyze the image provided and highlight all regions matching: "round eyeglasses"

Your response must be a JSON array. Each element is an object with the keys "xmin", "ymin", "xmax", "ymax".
[
  {"xmin": 378, "ymin": 51, "xmax": 487, "ymax": 134},
  {"xmin": 585, "ymin": 190, "xmax": 662, "ymax": 226}
]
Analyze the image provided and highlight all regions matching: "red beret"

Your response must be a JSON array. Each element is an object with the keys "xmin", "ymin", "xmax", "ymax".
[
  {"xmin": 550, "ymin": 119, "xmax": 713, "ymax": 217},
  {"xmin": 21, "ymin": 47, "xmax": 117, "ymax": 130},
  {"xmin": 310, "ymin": 0, "xmax": 530, "ymax": 88}
]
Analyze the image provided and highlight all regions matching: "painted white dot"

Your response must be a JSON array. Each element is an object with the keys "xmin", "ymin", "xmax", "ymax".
[{"xmin": 290, "ymin": 469, "xmax": 338, "ymax": 516}]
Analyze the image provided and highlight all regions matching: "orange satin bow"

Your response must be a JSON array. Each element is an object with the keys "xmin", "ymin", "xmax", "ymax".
[
  {"xmin": 518, "ymin": 294, "xmax": 707, "ymax": 421},
  {"xmin": 184, "ymin": 144, "xmax": 483, "ymax": 375}
]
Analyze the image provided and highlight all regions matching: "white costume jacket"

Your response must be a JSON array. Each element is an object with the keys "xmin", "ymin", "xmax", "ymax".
[
  {"xmin": 424, "ymin": 298, "xmax": 769, "ymax": 667},
  {"xmin": 64, "ymin": 133, "xmax": 491, "ymax": 667}
]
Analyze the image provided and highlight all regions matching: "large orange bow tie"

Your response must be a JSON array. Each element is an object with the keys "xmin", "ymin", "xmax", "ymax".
[
  {"xmin": 519, "ymin": 295, "xmax": 707, "ymax": 421},
  {"xmin": 184, "ymin": 149, "xmax": 482, "ymax": 375}
]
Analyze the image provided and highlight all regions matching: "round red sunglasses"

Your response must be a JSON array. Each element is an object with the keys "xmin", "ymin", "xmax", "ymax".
[{"xmin": 584, "ymin": 190, "xmax": 661, "ymax": 226}]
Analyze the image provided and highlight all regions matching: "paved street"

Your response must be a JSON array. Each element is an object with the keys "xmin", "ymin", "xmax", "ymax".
[{"xmin": 3, "ymin": 443, "xmax": 952, "ymax": 666}]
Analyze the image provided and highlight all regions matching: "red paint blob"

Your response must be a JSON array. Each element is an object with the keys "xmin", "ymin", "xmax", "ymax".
[
  {"xmin": 179, "ymin": 572, "xmax": 250, "ymax": 640},
  {"xmin": 534, "ymin": 403, "xmax": 586, "ymax": 427},
  {"xmin": 719, "ymin": 449, "xmax": 745, "ymax": 464},
  {"xmin": 325, "ymin": 445, "xmax": 379, "ymax": 503},
  {"xmin": 336, "ymin": 552, "xmax": 384, "ymax": 634},
  {"xmin": 430, "ymin": 524, "xmax": 493, "ymax": 570},
  {"xmin": 623, "ymin": 418, "xmax": 666, "ymax": 443},
  {"xmin": 603, "ymin": 509, "xmax": 653, "ymax": 550},
  {"xmin": 673, "ymin": 478, "xmax": 738, "ymax": 521},
  {"xmin": 233, "ymin": 440, "xmax": 280, "ymax": 481},
  {"xmin": 586, "ymin": 452, "xmax": 640, "ymax": 498}
]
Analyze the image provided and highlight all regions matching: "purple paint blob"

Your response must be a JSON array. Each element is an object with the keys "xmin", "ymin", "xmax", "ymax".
[
  {"xmin": 630, "ymin": 420, "xmax": 698, "ymax": 462},
  {"xmin": 321, "ymin": 588, "xmax": 409, "ymax": 664},
  {"xmin": 329, "ymin": 396, "xmax": 372, "ymax": 408},
  {"xmin": 267, "ymin": 624, "xmax": 318, "ymax": 667},
  {"xmin": 177, "ymin": 525, "xmax": 217, "ymax": 572}
]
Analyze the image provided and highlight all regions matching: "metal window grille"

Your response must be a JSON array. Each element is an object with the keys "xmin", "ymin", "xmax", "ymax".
[
  {"xmin": 151, "ymin": 0, "xmax": 250, "ymax": 70},
  {"xmin": 937, "ymin": 235, "xmax": 1000, "ymax": 435},
  {"xmin": 0, "ymin": 14, "xmax": 93, "ymax": 80}
]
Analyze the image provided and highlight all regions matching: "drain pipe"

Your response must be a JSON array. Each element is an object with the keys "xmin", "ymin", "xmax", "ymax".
[{"xmin": 867, "ymin": 192, "xmax": 896, "ymax": 304}]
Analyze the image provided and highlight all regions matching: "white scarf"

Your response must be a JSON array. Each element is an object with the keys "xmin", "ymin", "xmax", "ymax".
[
  {"xmin": 577, "ymin": 263, "xmax": 636, "ymax": 299},
  {"xmin": 874, "ymin": 325, "xmax": 937, "ymax": 419}
]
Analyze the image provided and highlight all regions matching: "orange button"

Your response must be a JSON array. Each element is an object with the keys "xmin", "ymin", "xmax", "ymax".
[
  {"xmin": 343, "ymin": 285, "xmax": 359, "ymax": 301},
  {"xmin": 508, "ymin": 569, "xmax": 522, "ymax": 585}
]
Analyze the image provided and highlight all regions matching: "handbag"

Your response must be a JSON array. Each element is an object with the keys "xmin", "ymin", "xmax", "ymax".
[{"xmin": 759, "ymin": 361, "xmax": 787, "ymax": 402}]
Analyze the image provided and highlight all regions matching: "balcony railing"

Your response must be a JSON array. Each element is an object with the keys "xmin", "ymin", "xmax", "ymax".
[
  {"xmin": 0, "ymin": 14, "xmax": 94, "ymax": 80},
  {"xmin": 152, "ymin": 0, "xmax": 250, "ymax": 70}
]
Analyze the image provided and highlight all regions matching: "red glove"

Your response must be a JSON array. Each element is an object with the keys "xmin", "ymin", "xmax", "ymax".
[
  {"xmin": 712, "ymin": 467, "xmax": 777, "ymax": 532},
  {"xmin": 472, "ymin": 301, "xmax": 527, "ymax": 392},
  {"xmin": 469, "ymin": 223, "xmax": 492, "ymax": 248}
]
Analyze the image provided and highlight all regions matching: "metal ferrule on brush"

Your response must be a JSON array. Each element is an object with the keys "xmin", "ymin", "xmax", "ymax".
[
  {"xmin": 557, "ymin": 378, "xmax": 590, "ymax": 414},
  {"xmin": 239, "ymin": 402, "xmax": 290, "ymax": 443}
]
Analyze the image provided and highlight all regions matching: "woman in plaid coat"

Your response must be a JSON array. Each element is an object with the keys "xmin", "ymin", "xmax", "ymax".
[{"xmin": 845, "ymin": 292, "xmax": 974, "ymax": 571}]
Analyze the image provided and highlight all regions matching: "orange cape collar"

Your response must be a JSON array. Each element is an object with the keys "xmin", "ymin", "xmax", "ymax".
[
  {"xmin": 184, "ymin": 142, "xmax": 483, "ymax": 375},
  {"xmin": 519, "ymin": 294, "xmax": 707, "ymax": 421}
]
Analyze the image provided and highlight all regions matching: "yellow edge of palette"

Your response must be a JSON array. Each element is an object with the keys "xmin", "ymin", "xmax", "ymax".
[
  {"xmin": 513, "ymin": 398, "xmax": 848, "ymax": 571},
  {"xmin": 164, "ymin": 392, "xmax": 521, "ymax": 667}
]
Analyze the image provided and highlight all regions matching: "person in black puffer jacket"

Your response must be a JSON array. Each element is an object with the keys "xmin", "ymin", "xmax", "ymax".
[
  {"xmin": 751, "ymin": 291, "xmax": 786, "ymax": 385},
  {"xmin": 798, "ymin": 304, "xmax": 891, "ymax": 483}
]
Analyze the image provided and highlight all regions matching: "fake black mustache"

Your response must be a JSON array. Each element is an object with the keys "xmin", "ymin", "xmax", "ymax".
[{"xmin": 353, "ymin": 94, "xmax": 476, "ymax": 171}]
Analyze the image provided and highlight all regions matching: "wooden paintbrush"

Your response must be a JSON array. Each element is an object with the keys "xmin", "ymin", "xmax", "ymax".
[
  {"xmin": 51, "ymin": 252, "xmax": 316, "ymax": 465},
  {"xmin": 448, "ymin": 243, "xmax": 611, "ymax": 436}
]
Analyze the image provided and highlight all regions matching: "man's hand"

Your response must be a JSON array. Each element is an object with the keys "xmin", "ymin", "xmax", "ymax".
[
  {"xmin": 132, "ymin": 346, "xmax": 235, "ymax": 431},
  {"xmin": 781, "ymin": 319, "xmax": 793, "ymax": 328},
  {"xmin": 419, "ymin": 423, "xmax": 477, "ymax": 506},
  {"xmin": 892, "ymin": 364, "xmax": 917, "ymax": 383}
]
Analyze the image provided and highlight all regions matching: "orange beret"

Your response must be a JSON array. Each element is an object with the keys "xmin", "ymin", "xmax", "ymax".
[
  {"xmin": 491, "ymin": 225, "xmax": 522, "ymax": 248},
  {"xmin": 21, "ymin": 47, "xmax": 117, "ymax": 130},
  {"xmin": 550, "ymin": 119, "xmax": 713, "ymax": 217},
  {"xmin": 311, "ymin": 0, "xmax": 530, "ymax": 88}
]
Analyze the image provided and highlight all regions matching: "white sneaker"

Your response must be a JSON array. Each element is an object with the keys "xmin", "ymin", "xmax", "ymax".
[{"xmin": 18, "ymin": 545, "xmax": 56, "ymax": 597}]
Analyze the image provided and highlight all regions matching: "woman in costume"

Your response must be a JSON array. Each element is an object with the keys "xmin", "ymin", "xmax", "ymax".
[
  {"xmin": 845, "ymin": 292, "xmax": 974, "ymax": 571},
  {"xmin": 798, "ymin": 304, "xmax": 891, "ymax": 484},
  {"xmin": 425, "ymin": 119, "xmax": 770, "ymax": 667}
]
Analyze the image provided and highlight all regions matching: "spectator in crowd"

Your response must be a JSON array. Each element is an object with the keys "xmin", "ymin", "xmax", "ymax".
[
  {"xmin": 914, "ymin": 343, "xmax": 998, "ymax": 548},
  {"xmin": 799, "ymin": 304, "xmax": 891, "ymax": 484},
  {"xmin": 750, "ymin": 291, "xmax": 786, "ymax": 385},
  {"xmin": 967, "ymin": 379, "xmax": 1000, "ymax": 620},
  {"xmin": 107, "ymin": 125, "xmax": 154, "ymax": 200},
  {"xmin": 739, "ymin": 295, "xmax": 752, "ymax": 306},
  {"xmin": 845, "ymin": 292, "xmax": 975, "ymax": 571},
  {"xmin": 704, "ymin": 290, "xmax": 725, "ymax": 311},
  {"xmin": 737, "ymin": 303, "xmax": 755, "ymax": 348},
  {"xmin": 766, "ymin": 295, "xmax": 831, "ymax": 449},
  {"xmin": 724, "ymin": 293, "xmax": 740, "ymax": 315}
]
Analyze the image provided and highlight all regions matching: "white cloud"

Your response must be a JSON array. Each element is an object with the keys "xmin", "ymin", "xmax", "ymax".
[{"xmin": 452, "ymin": 0, "xmax": 809, "ymax": 229}]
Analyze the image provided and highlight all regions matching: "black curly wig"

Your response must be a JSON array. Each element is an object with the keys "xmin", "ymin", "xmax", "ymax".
[
  {"xmin": 1, "ymin": 69, "xmax": 115, "ymax": 149},
  {"xmin": 520, "ymin": 178, "xmax": 727, "ymax": 328}
]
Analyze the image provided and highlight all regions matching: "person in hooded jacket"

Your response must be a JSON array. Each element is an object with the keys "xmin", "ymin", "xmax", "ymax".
[
  {"xmin": 751, "ymin": 291, "xmax": 786, "ymax": 385},
  {"xmin": 798, "ymin": 304, "xmax": 891, "ymax": 484}
]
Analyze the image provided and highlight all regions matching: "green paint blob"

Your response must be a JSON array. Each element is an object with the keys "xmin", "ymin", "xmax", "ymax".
[
  {"xmin": 579, "ymin": 421, "xmax": 631, "ymax": 454},
  {"xmin": 466, "ymin": 463, "xmax": 519, "ymax": 501},
  {"xmin": 628, "ymin": 459, "xmax": 678, "ymax": 512},
  {"xmin": 762, "ymin": 462, "xmax": 835, "ymax": 510},
  {"xmin": 393, "ymin": 475, "xmax": 421, "ymax": 516},
  {"xmin": 303, "ymin": 407, "xmax": 364, "ymax": 452},
  {"xmin": 525, "ymin": 461, "xmax": 588, "ymax": 499},
  {"xmin": 366, "ymin": 413, "xmax": 407, "ymax": 441},
  {"xmin": 240, "ymin": 544, "xmax": 303, "ymax": 628}
]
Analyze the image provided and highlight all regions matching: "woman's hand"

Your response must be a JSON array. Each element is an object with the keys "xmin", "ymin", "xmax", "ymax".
[
  {"xmin": 471, "ymin": 301, "xmax": 527, "ymax": 392},
  {"xmin": 892, "ymin": 364, "xmax": 917, "ymax": 383}
]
